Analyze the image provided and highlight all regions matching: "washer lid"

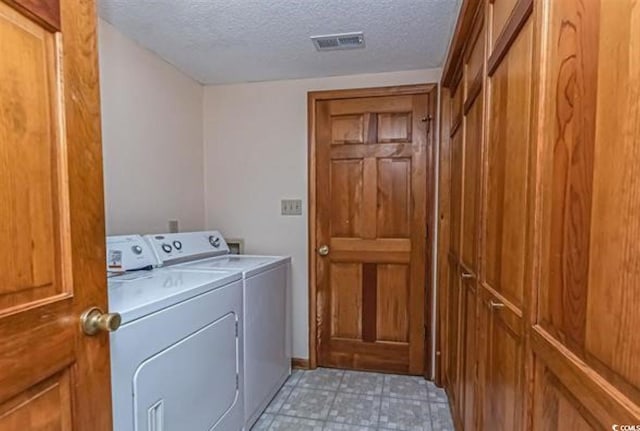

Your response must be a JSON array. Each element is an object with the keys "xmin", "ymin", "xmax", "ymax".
[
  {"xmin": 107, "ymin": 269, "xmax": 242, "ymax": 324},
  {"xmin": 176, "ymin": 255, "xmax": 291, "ymax": 276}
]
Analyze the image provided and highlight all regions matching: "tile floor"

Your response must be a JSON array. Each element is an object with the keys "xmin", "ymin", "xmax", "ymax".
[{"xmin": 251, "ymin": 368, "xmax": 454, "ymax": 431}]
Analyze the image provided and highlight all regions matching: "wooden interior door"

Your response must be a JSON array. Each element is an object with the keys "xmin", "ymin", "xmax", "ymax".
[
  {"xmin": 480, "ymin": 4, "xmax": 534, "ymax": 430},
  {"xmin": 0, "ymin": 0, "xmax": 112, "ymax": 429},
  {"xmin": 313, "ymin": 86, "xmax": 432, "ymax": 374}
]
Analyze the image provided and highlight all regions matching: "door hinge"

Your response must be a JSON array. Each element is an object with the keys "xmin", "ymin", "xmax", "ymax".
[
  {"xmin": 421, "ymin": 115, "xmax": 433, "ymax": 134},
  {"xmin": 235, "ymin": 321, "xmax": 239, "ymax": 337},
  {"xmin": 236, "ymin": 374, "xmax": 239, "ymax": 389}
]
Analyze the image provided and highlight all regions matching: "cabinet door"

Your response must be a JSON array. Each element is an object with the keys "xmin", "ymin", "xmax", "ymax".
[
  {"xmin": 445, "ymin": 89, "xmax": 465, "ymax": 410},
  {"xmin": 460, "ymin": 276, "xmax": 478, "ymax": 431},
  {"xmin": 481, "ymin": 290, "xmax": 524, "ymax": 431},
  {"xmin": 481, "ymin": 1, "xmax": 534, "ymax": 429},
  {"xmin": 458, "ymin": 13, "xmax": 484, "ymax": 430},
  {"xmin": 445, "ymin": 255, "xmax": 462, "ymax": 406}
]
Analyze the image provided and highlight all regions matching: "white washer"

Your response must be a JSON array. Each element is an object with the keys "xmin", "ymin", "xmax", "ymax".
[
  {"xmin": 106, "ymin": 235, "xmax": 245, "ymax": 431},
  {"xmin": 145, "ymin": 231, "xmax": 292, "ymax": 429}
]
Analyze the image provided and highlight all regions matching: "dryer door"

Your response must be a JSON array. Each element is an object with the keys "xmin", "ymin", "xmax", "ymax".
[{"xmin": 133, "ymin": 312, "xmax": 240, "ymax": 430}]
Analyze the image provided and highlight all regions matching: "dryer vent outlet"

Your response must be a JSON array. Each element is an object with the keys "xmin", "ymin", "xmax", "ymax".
[
  {"xmin": 168, "ymin": 220, "xmax": 179, "ymax": 233},
  {"xmin": 311, "ymin": 32, "xmax": 365, "ymax": 51}
]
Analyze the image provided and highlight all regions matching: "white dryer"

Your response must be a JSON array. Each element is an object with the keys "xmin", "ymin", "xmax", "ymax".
[
  {"xmin": 106, "ymin": 235, "xmax": 245, "ymax": 431},
  {"xmin": 145, "ymin": 231, "xmax": 291, "ymax": 429}
]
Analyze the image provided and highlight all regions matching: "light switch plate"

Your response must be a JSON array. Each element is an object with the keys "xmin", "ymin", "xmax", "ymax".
[{"xmin": 281, "ymin": 199, "xmax": 302, "ymax": 216}]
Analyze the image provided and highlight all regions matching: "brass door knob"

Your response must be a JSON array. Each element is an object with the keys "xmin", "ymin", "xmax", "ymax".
[
  {"xmin": 318, "ymin": 245, "xmax": 330, "ymax": 256},
  {"xmin": 81, "ymin": 307, "xmax": 121, "ymax": 336}
]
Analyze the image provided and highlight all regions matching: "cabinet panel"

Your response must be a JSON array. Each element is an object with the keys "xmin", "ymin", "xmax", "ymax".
[
  {"xmin": 451, "ymin": 81, "xmax": 463, "ymax": 132},
  {"xmin": 483, "ymin": 21, "xmax": 533, "ymax": 308},
  {"xmin": 532, "ymin": 362, "xmax": 598, "ymax": 431},
  {"xmin": 464, "ymin": 20, "xmax": 485, "ymax": 98},
  {"xmin": 482, "ymin": 297, "xmax": 524, "ymax": 431},
  {"xmin": 535, "ymin": 0, "xmax": 640, "ymax": 422},
  {"xmin": 489, "ymin": 0, "xmax": 518, "ymax": 49},
  {"xmin": 449, "ymin": 130, "xmax": 463, "ymax": 257},
  {"xmin": 445, "ymin": 257, "xmax": 462, "ymax": 406},
  {"xmin": 461, "ymin": 96, "xmax": 483, "ymax": 272},
  {"xmin": 460, "ymin": 279, "xmax": 477, "ymax": 431}
]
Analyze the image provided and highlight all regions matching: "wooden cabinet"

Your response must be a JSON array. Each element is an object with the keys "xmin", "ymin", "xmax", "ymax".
[
  {"xmin": 441, "ymin": 2, "xmax": 486, "ymax": 429},
  {"xmin": 531, "ymin": 0, "xmax": 640, "ymax": 428},
  {"xmin": 438, "ymin": 0, "xmax": 640, "ymax": 429}
]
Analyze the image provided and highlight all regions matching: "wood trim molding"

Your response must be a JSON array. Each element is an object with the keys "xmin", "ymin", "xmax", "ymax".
[
  {"xmin": 434, "ymin": 87, "xmax": 452, "ymax": 386},
  {"xmin": 463, "ymin": 69, "xmax": 483, "ymax": 114},
  {"xmin": 531, "ymin": 327, "xmax": 640, "ymax": 425},
  {"xmin": 4, "ymin": 0, "xmax": 60, "ymax": 31},
  {"xmin": 442, "ymin": 0, "xmax": 483, "ymax": 87},
  {"xmin": 462, "ymin": 0, "xmax": 485, "ymax": 65},
  {"xmin": 487, "ymin": 0, "xmax": 534, "ymax": 76},
  {"xmin": 450, "ymin": 113, "xmax": 463, "ymax": 137},
  {"xmin": 308, "ymin": 84, "xmax": 435, "ymax": 102},
  {"xmin": 450, "ymin": 60, "xmax": 464, "ymax": 95},
  {"xmin": 307, "ymin": 90, "xmax": 318, "ymax": 370},
  {"xmin": 307, "ymin": 83, "xmax": 436, "ymax": 371},
  {"xmin": 292, "ymin": 358, "xmax": 310, "ymax": 370}
]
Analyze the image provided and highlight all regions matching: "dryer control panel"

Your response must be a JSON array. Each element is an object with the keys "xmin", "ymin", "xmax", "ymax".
[
  {"xmin": 106, "ymin": 235, "xmax": 159, "ymax": 272},
  {"xmin": 145, "ymin": 231, "xmax": 230, "ymax": 266}
]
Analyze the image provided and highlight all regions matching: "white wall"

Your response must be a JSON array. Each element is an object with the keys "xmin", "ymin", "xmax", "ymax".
[
  {"xmin": 98, "ymin": 19, "xmax": 205, "ymax": 235},
  {"xmin": 203, "ymin": 69, "xmax": 441, "ymax": 359}
]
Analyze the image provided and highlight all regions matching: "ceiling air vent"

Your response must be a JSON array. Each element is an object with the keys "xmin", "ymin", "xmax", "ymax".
[{"xmin": 311, "ymin": 32, "xmax": 365, "ymax": 51}]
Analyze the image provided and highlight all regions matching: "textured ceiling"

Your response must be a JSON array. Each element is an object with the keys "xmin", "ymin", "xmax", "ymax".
[{"xmin": 98, "ymin": 0, "xmax": 460, "ymax": 85}]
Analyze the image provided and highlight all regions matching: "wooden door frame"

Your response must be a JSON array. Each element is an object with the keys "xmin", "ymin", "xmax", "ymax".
[{"xmin": 307, "ymin": 83, "xmax": 437, "ymax": 370}]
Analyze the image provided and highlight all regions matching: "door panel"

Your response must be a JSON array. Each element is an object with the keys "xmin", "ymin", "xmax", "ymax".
[
  {"xmin": 0, "ymin": 0, "xmax": 64, "ymax": 308},
  {"xmin": 315, "ymin": 90, "xmax": 430, "ymax": 374},
  {"xmin": 330, "ymin": 160, "xmax": 364, "ymax": 237},
  {"xmin": 377, "ymin": 158, "xmax": 411, "ymax": 238},
  {"xmin": 330, "ymin": 263, "xmax": 362, "ymax": 339},
  {"xmin": 0, "ymin": 0, "xmax": 110, "ymax": 429},
  {"xmin": 376, "ymin": 264, "xmax": 410, "ymax": 343},
  {"xmin": 0, "ymin": 373, "xmax": 72, "ymax": 430}
]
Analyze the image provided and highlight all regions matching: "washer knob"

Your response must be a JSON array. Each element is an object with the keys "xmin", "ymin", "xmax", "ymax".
[
  {"xmin": 161, "ymin": 243, "xmax": 172, "ymax": 253},
  {"xmin": 173, "ymin": 240, "xmax": 182, "ymax": 250},
  {"xmin": 131, "ymin": 245, "xmax": 143, "ymax": 255},
  {"xmin": 209, "ymin": 235, "xmax": 221, "ymax": 248}
]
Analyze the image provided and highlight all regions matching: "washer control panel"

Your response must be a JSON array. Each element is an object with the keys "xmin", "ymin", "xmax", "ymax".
[
  {"xmin": 106, "ymin": 235, "xmax": 159, "ymax": 272},
  {"xmin": 145, "ymin": 231, "xmax": 230, "ymax": 265}
]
